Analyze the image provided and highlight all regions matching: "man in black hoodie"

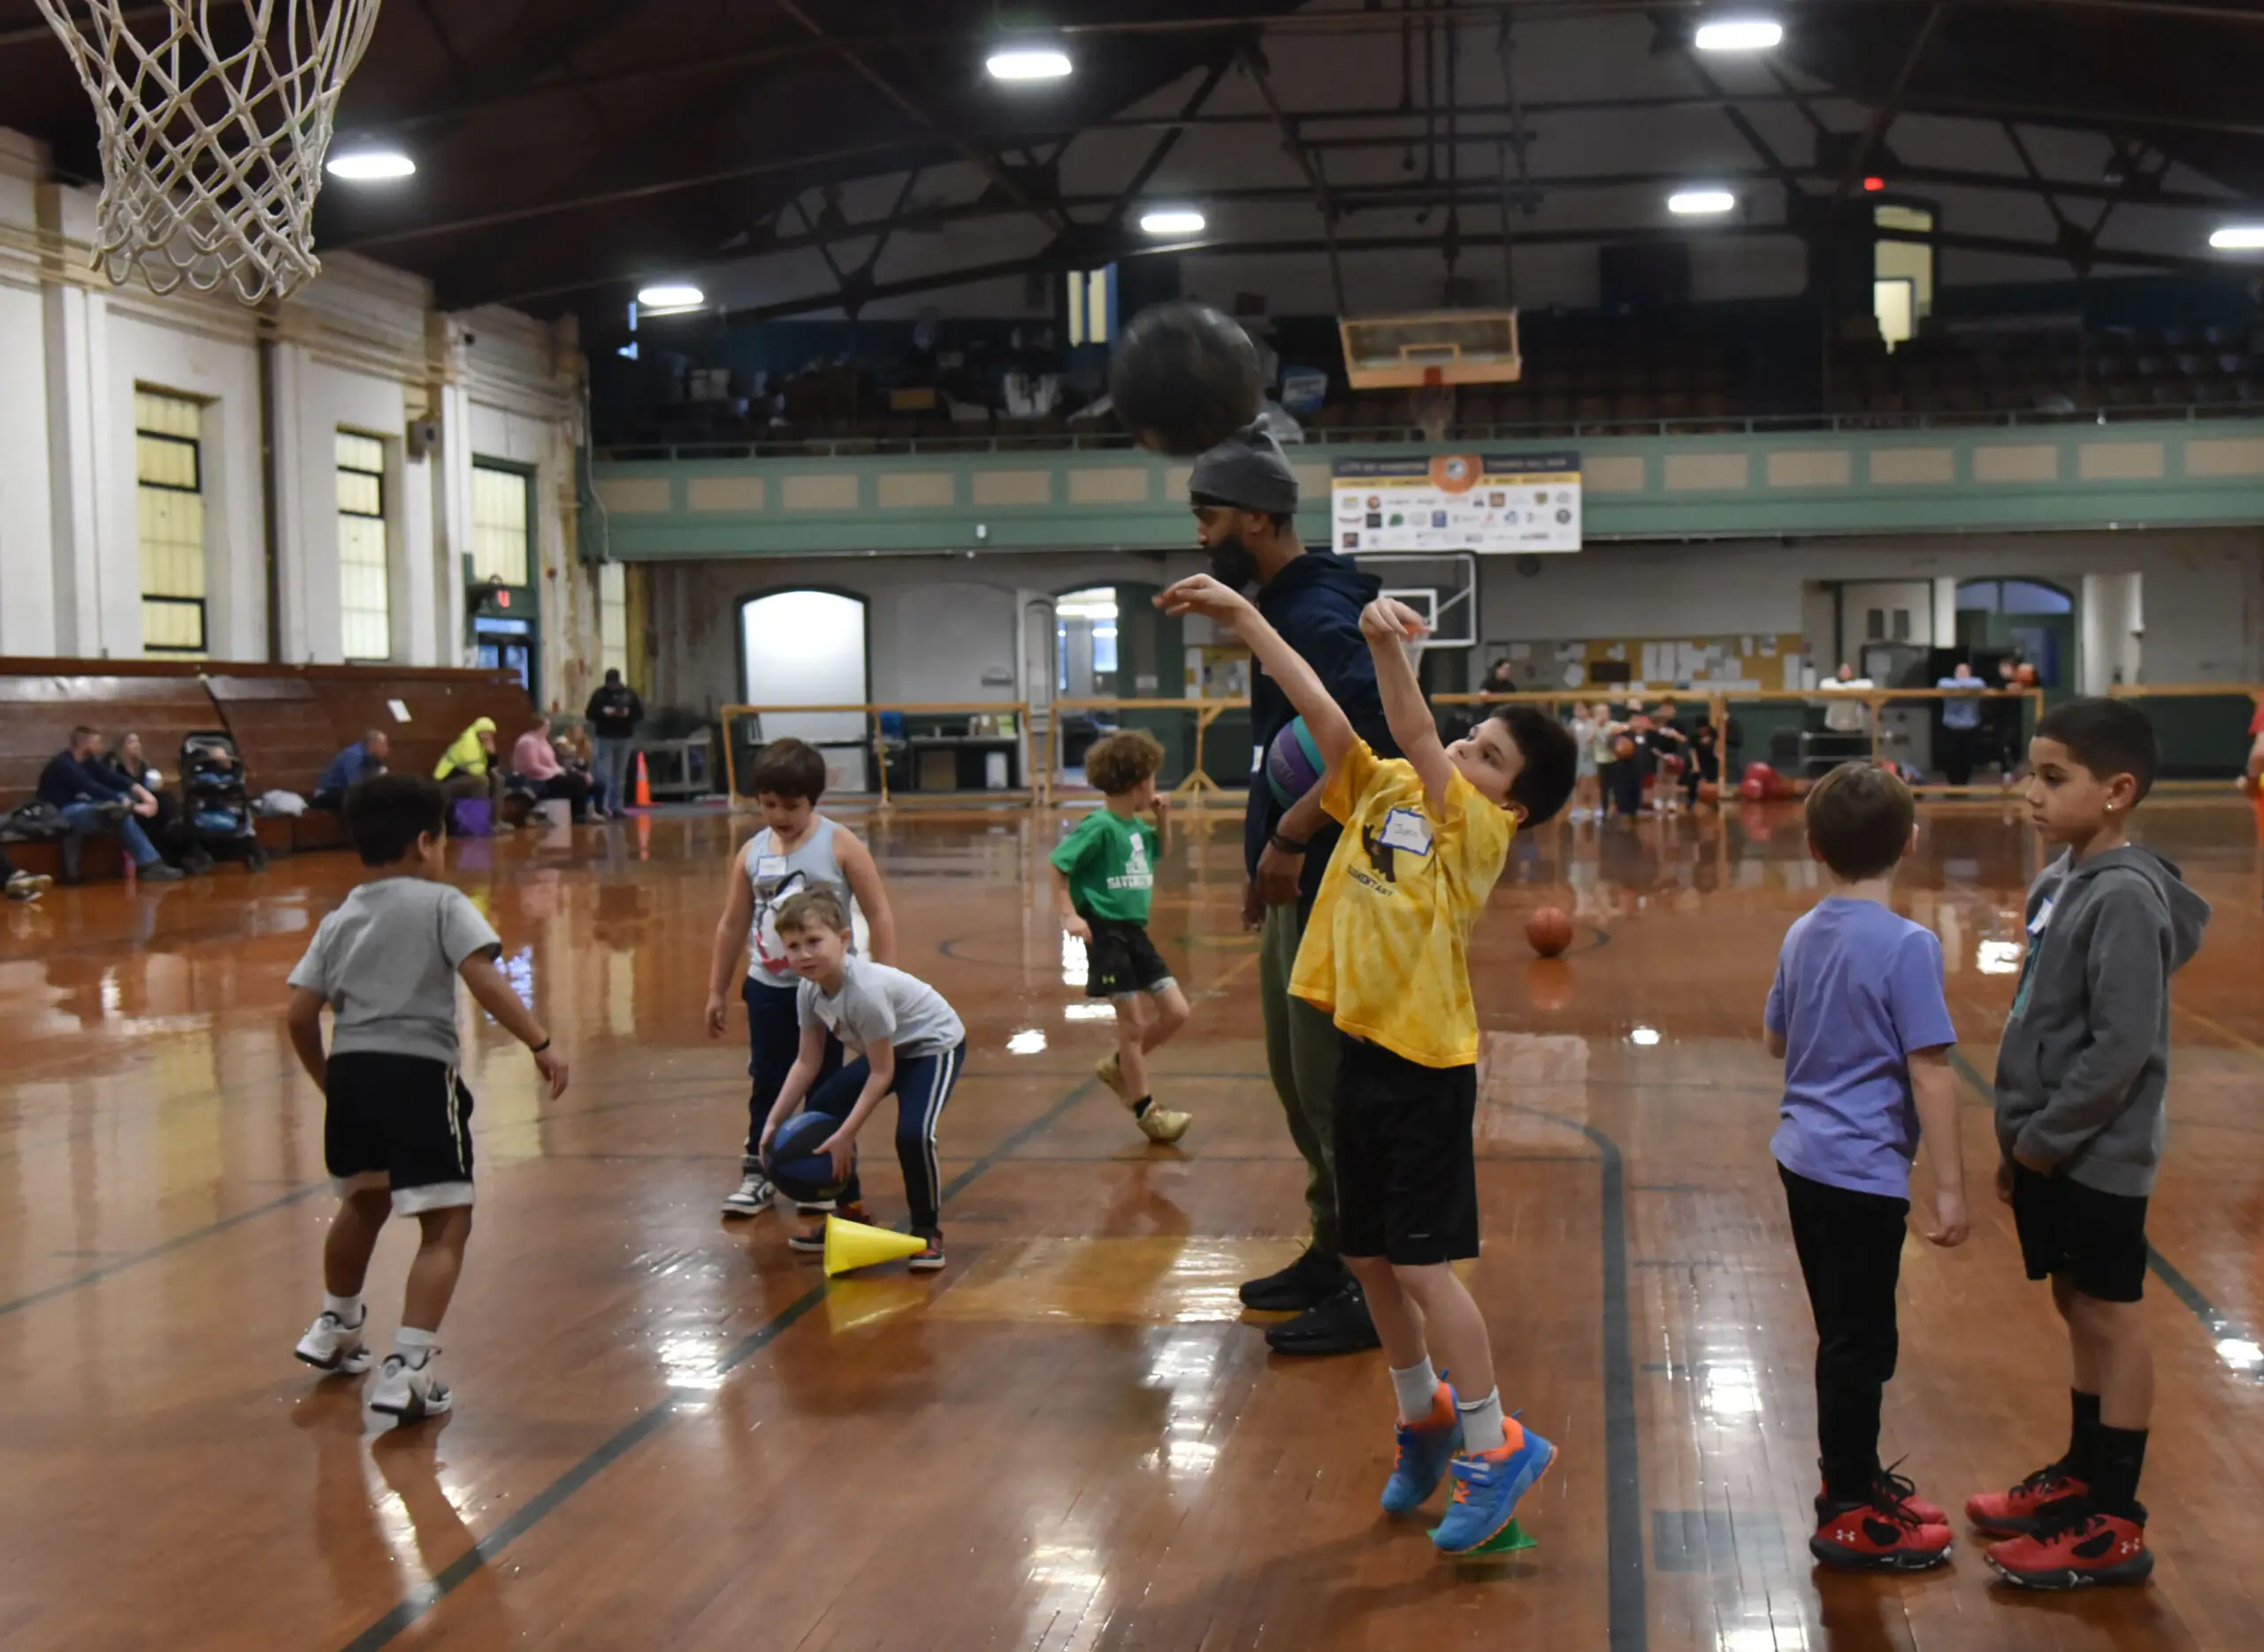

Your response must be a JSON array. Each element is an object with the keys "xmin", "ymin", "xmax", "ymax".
[{"xmin": 1190, "ymin": 424, "xmax": 1395, "ymax": 1356}]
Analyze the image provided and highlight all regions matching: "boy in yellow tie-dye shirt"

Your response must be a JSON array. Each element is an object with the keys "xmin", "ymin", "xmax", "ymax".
[{"xmin": 1159, "ymin": 573, "xmax": 1578, "ymax": 1558}]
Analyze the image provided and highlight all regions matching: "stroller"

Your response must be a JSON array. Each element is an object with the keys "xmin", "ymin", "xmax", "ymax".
[{"xmin": 177, "ymin": 732, "xmax": 268, "ymax": 872}]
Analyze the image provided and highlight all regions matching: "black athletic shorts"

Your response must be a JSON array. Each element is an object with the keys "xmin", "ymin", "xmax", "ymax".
[
  {"xmin": 1083, "ymin": 916, "xmax": 1175, "ymax": 999},
  {"xmin": 325, "ymin": 1051, "xmax": 477, "ymax": 1213},
  {"xmin": 2011, "ymin": 1163, "xmax": 2148, "ymax": 1303},
  {"xmin": 1332, "ymin": 1033, "xmax": 1480, "ymax": 1266}
]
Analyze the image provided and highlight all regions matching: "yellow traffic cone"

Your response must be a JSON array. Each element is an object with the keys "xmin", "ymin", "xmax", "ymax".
[{"xmin": 822, "ymin": 1213, "xmax": 928, "ymax": 1276}]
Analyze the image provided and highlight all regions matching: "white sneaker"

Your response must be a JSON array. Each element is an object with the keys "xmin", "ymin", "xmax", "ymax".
[
  {"xmin": 294, "ymin": 1310, "xmax": 371, "ymax": 1375},
  {"xmin": 721, "ymin": 1171, "xmax": 774, "ymax": 1218},
  {"xmin": 369, "ymin": 1352, "xmax": 451, "ymax": 1420}
]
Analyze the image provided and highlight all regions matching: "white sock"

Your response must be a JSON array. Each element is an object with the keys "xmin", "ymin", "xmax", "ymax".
[
  {"xmin": 323, "ymin": 1293, "xmax": 364, "ymax": 1327},
  {"xmin": 1457, "ymin": 1388, "xmax": 1508, "ymax": 1453},
  {"xmin": 1389, "ymin": 1357, "xmax": 1441, "ymax": 1426},
  {"xmin": 393, "ymin": 1326, "xmax": 438, "ymax": 1365}
]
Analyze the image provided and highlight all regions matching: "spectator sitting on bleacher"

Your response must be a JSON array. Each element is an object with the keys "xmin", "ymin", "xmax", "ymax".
[
  {"xmin": 313, "ymin": 730, "xmax": 390, "ymax": 812},
  {"xmin": 38, "ymin": 726, "xmax": 182, "ymax": 883},
  {"xmin": 511, "ymin": 715, "xmax": 593, "ymax": 822},
  {"xmin": 99, "ymin": 730, "xmax": 197, "ymax": 871}
]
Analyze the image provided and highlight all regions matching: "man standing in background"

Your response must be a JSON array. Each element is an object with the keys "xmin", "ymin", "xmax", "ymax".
[
  {"xmin": 1191, "ymin": 424, "xmax": 1395, "ymax": 1357},
  {"xmin": 586, "ymin": 669, "xmax": 645, "ymax": 813},
  {"xmin": 1935, "ymin": 662, "xmax": 1985, "ymax": 786}
]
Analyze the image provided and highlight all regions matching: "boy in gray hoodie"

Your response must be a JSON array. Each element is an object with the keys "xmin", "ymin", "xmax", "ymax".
[{"xmin": 1967, "ymin": 699, "xmax": 2209, "ymax": 1589}]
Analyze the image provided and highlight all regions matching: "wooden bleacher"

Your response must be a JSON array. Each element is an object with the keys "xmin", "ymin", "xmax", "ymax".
[{"xmin": 0, "ymin": 659, "xmax": 541, "ymax": 879}]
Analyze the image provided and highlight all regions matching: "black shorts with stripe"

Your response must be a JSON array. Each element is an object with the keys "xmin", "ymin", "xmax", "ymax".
[{"xmin": 325, "ymin": 1051, "xmax": 476, "ymax": 1212}]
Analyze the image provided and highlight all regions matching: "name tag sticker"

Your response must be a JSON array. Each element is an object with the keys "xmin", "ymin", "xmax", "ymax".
[
  {"xmin": 756, "ymin": 854, "xmax": 788, "ymax": 879},
  {"xmin": 2029, "ymin": 897, "xmax": 2055, "ymax": 937},
  {"xmin": 1380, "ymin": 807, "xmax": 1434, "ymax": 855},
  {"xmin": 1251, "ymin": 744, "xmax": 1266, "ymax": 775}
]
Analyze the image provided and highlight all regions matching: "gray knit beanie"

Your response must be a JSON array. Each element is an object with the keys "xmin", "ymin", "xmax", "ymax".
[{"xmin": 1189, "ymin": 422, "xmax": 1299, "ymax": 516}]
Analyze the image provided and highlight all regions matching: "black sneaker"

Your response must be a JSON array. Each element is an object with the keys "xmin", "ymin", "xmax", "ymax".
[
  {"xmin": 139, "ymin": 862, "xmax": 184, "ymax": 883},
  {"xmin": 1264, "ymin": 1280, "xmax": 1383, "ymax": 1356},
  {"xmin": 1239, "ymin": 1246, "xmax": 1350, "ymax": 1312}
]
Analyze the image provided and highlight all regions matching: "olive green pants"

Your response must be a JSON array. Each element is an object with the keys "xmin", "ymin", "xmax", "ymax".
[{"xmin": 1258, "ymin": 900, "xmax": 1343, "ymax": 1259}]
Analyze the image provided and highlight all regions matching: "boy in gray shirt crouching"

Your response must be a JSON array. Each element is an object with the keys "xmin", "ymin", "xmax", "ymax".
[
  {"xmin": 287, "ymin": 775, "xmax": 570, "ymax": 1421},
  {"xmin": 758, "ymin": 887, "xmax": 967, "ymax": 1272}
]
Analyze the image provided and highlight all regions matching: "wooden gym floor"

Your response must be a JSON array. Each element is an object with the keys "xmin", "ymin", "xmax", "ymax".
[{"xmin": 2, "ymin": 799, "xmax": 2260, "ymax": 1652}]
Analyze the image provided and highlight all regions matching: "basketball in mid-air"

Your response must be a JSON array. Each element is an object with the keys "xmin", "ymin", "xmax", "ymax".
[
  {"xmin": 1614, "ymin": 735, "xmax": 1636, "ymax": 761},
  {"xmin": 1526, "ymin": 906, "xmax": 1574, "ymax": 958},
  {"xmin": 1110, "ymin": 302, "xmax": 1264, "ymax": 456}
]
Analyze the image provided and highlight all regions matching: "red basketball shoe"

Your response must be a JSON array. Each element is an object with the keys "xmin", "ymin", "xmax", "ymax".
[
  {"xmin": 1809, "ymin": 1493, "xmax": 1954, "ymax": 1572},
  {"xmin": 1965, "ymin": 1463, "xmax": 2089, "ymax": 1536},
  {"xmin": 1985, "ymin": 1503, "xmax": 2152, "ymax": 1589}
]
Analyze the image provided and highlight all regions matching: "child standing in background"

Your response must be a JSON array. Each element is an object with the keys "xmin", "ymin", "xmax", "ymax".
[
  {"xmin": 1052, "ymin": 729, "xmax": 1193, "ymax": 1144},
  {"xmin": 705, "ymin": 738, "xmax": 897, "ymax": 1218},
  {"xmin": 1763, "ymin": 762, "xmax": 1967, "ymax": 1571}
]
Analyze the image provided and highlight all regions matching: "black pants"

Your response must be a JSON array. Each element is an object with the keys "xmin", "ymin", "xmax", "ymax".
[
  {"xmin": 533, "ymin": 773, "xmax": 592, "ymax": 821},
  {"xmin": 742, "ymin": 977, "xmax": 840, "ymax": 1174},
  {"xmin": 1608, "ymin": 762, "xmax": 1645, "ymax": 816},
  {"xmin": 1939, "ymin": 725, "xmax": 1975, "ymax": 787},
  {"xmin": 1781, "ymin": 1163, "xmax": 1909, "ymax": 1500}
]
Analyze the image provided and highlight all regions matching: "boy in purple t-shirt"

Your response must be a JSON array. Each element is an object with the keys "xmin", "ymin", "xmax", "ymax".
[{"xmin": 1764, "ymin": 763, "xmax": 1970, "ymax": 1572}]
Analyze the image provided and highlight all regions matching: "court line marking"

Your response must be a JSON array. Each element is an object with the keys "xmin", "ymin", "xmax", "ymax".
[
  {"xmin": 335, "ymin": 1076, "xmax": 1105, "ymax": 1652},
  {"xmin": 0, "ymin": 1182, "xmax": 330, "ymax": 1321},
  {"xmin": 1948, "ymin": 1049, "xmax": 2263, "ymax": 1385},
  {"xmin": 1519, "ymin": 1108, "xmax": 1644, "ymax": 1652}
]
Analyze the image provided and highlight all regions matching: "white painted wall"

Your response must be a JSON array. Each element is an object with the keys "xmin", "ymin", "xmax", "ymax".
[
  {"xmin": 0, "ymin": 126, "xmax": 594, "ymax": 705},
  {"xmin": 1479, "ymin": 532, "xmax": 2263, "ymax": 687},
  {"xmin": 644, "ymin": 530, "xmax": 2261, "ymax": 716},
  {"xmin": 647, "ymin": 551, "xmax": 1206, "ymax": 715}
]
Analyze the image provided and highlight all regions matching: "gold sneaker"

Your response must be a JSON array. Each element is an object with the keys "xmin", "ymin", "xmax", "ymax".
[
  {"xmin": 1095, "ymin": 1051, "xmax": 1129, "ymax": 1100},
  {"xmin": 1135, "ymin": 1103, "xmax": 1192, "ymax": 1145}
]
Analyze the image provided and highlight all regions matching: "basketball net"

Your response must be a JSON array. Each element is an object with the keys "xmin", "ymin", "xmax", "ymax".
[
  {"xmin": 34, "ymin": 0, "xmax": 385, "ymax": 303},
  {"xmin": 1411, "ymin": 379, "xmax": 1456, "ymax": 443}
]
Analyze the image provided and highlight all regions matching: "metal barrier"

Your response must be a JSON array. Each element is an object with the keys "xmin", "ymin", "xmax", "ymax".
[
  {"xmin": 2107, "ymin": 684, "xmax": 2264, "ymax": 792},
  {"xmin": 720, "ymin": 702, "xmax": 1034, "ymax": 807},
  {"xmin": 1044, "ymin": 697, "xmax": 1252, "ymax": 807}
]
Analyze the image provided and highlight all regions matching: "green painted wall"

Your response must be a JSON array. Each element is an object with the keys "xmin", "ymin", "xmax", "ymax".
[{"xmin": 592, "ymin": 421, "xmax": 2264, "ymax": 560}]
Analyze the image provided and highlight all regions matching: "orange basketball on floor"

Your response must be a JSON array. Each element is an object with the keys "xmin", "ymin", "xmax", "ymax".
[{"xmin": 1526, "ymin": 906, "xmax": 1574, "ymax": 958}]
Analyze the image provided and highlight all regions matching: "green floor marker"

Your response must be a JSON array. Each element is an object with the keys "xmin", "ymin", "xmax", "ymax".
[{"xmin": 1443, "ymin": 1518, "xmax": 1537, "ymax": 1557}]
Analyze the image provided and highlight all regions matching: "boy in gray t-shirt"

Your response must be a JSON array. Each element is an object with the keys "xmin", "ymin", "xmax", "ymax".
[
  {"xmin": 758, "ymin": 888, "xmax": 968, "ymax": 1271},
  {"xmin": 286, "ymin": 776, "xmax": 569, "ymax": 1423}
]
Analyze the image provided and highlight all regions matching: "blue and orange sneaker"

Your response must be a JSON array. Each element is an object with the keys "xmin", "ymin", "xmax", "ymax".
[
  {"xmin": 1430, "ymin": 1419, "xmax": 1556, "ymax": 1554},
  {"xmin": 1381, "ymin": 1383, "xmax": 1464, "ymax": 1515}
]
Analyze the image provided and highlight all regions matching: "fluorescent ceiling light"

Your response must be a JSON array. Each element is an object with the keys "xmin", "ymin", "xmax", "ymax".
[
  {"xmin": 2210, "ymin": 225, "xmax": 2264, "ymax": 250},
  {"xmin": 1140, "ymin": 209, "xmax": 1205, "ymax": 235},
  {"xmin": 326, "ymin": 149, "xmax": 414, "ymax": 181},
  {"xmin": 1669, "ymin": 188, "xmax": 1737, "ymax": 216},
  {"xmin": 1694, "ymin": 18, "xmax": 1783, "ymax": 51},
  {"xmin": 987, "ymin": 47, "xmax": 1072, "ymax": 81},
  {"xmin": 637, "ymin": 282, "xmax": 705, "ymax": 310}
]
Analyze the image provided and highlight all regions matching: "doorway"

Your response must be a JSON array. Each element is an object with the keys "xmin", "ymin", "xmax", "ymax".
[{"xmin": 738, "ymin": 588, "xmax": 871, "ymax": 792}]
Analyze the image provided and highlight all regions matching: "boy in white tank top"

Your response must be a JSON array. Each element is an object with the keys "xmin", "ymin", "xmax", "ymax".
[{"xmin": 705, "ymin": 738, "xmax": 898, "ymax": 1216}]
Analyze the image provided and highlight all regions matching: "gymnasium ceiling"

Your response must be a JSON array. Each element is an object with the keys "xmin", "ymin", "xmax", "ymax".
[{"xmin": 4, "ymin": 0, "xmax": 2262, "ymax": 335}]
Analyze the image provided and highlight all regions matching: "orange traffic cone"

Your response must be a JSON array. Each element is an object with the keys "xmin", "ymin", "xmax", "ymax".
[{"xmin": 633, "ymin": 751, "xmax": 652, "ymax": 808}]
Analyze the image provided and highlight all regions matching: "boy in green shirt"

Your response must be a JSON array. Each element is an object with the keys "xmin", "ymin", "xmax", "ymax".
[{"xmin": 1051, "ymin": 730, "xmax": 1193, "ymax": 1144}]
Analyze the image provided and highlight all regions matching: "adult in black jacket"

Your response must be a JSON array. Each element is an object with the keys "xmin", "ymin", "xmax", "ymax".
[
  {"xmin": 1190, "ymin": 423, "xmax": 1396, "ymax": 1357},
  {"xmin": 584, "ymin": 669, "xmax": 645, "ymax": 814}
]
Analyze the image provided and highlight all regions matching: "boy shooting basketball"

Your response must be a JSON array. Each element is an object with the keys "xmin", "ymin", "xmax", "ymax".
[
  {"xmin": 1158, "ymin": 572, "xmax": 1577, "ymax": 1556},
  {"xmin": 1051, "ymin": 728, "xmax": 1193, "ymax": 1144}
]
